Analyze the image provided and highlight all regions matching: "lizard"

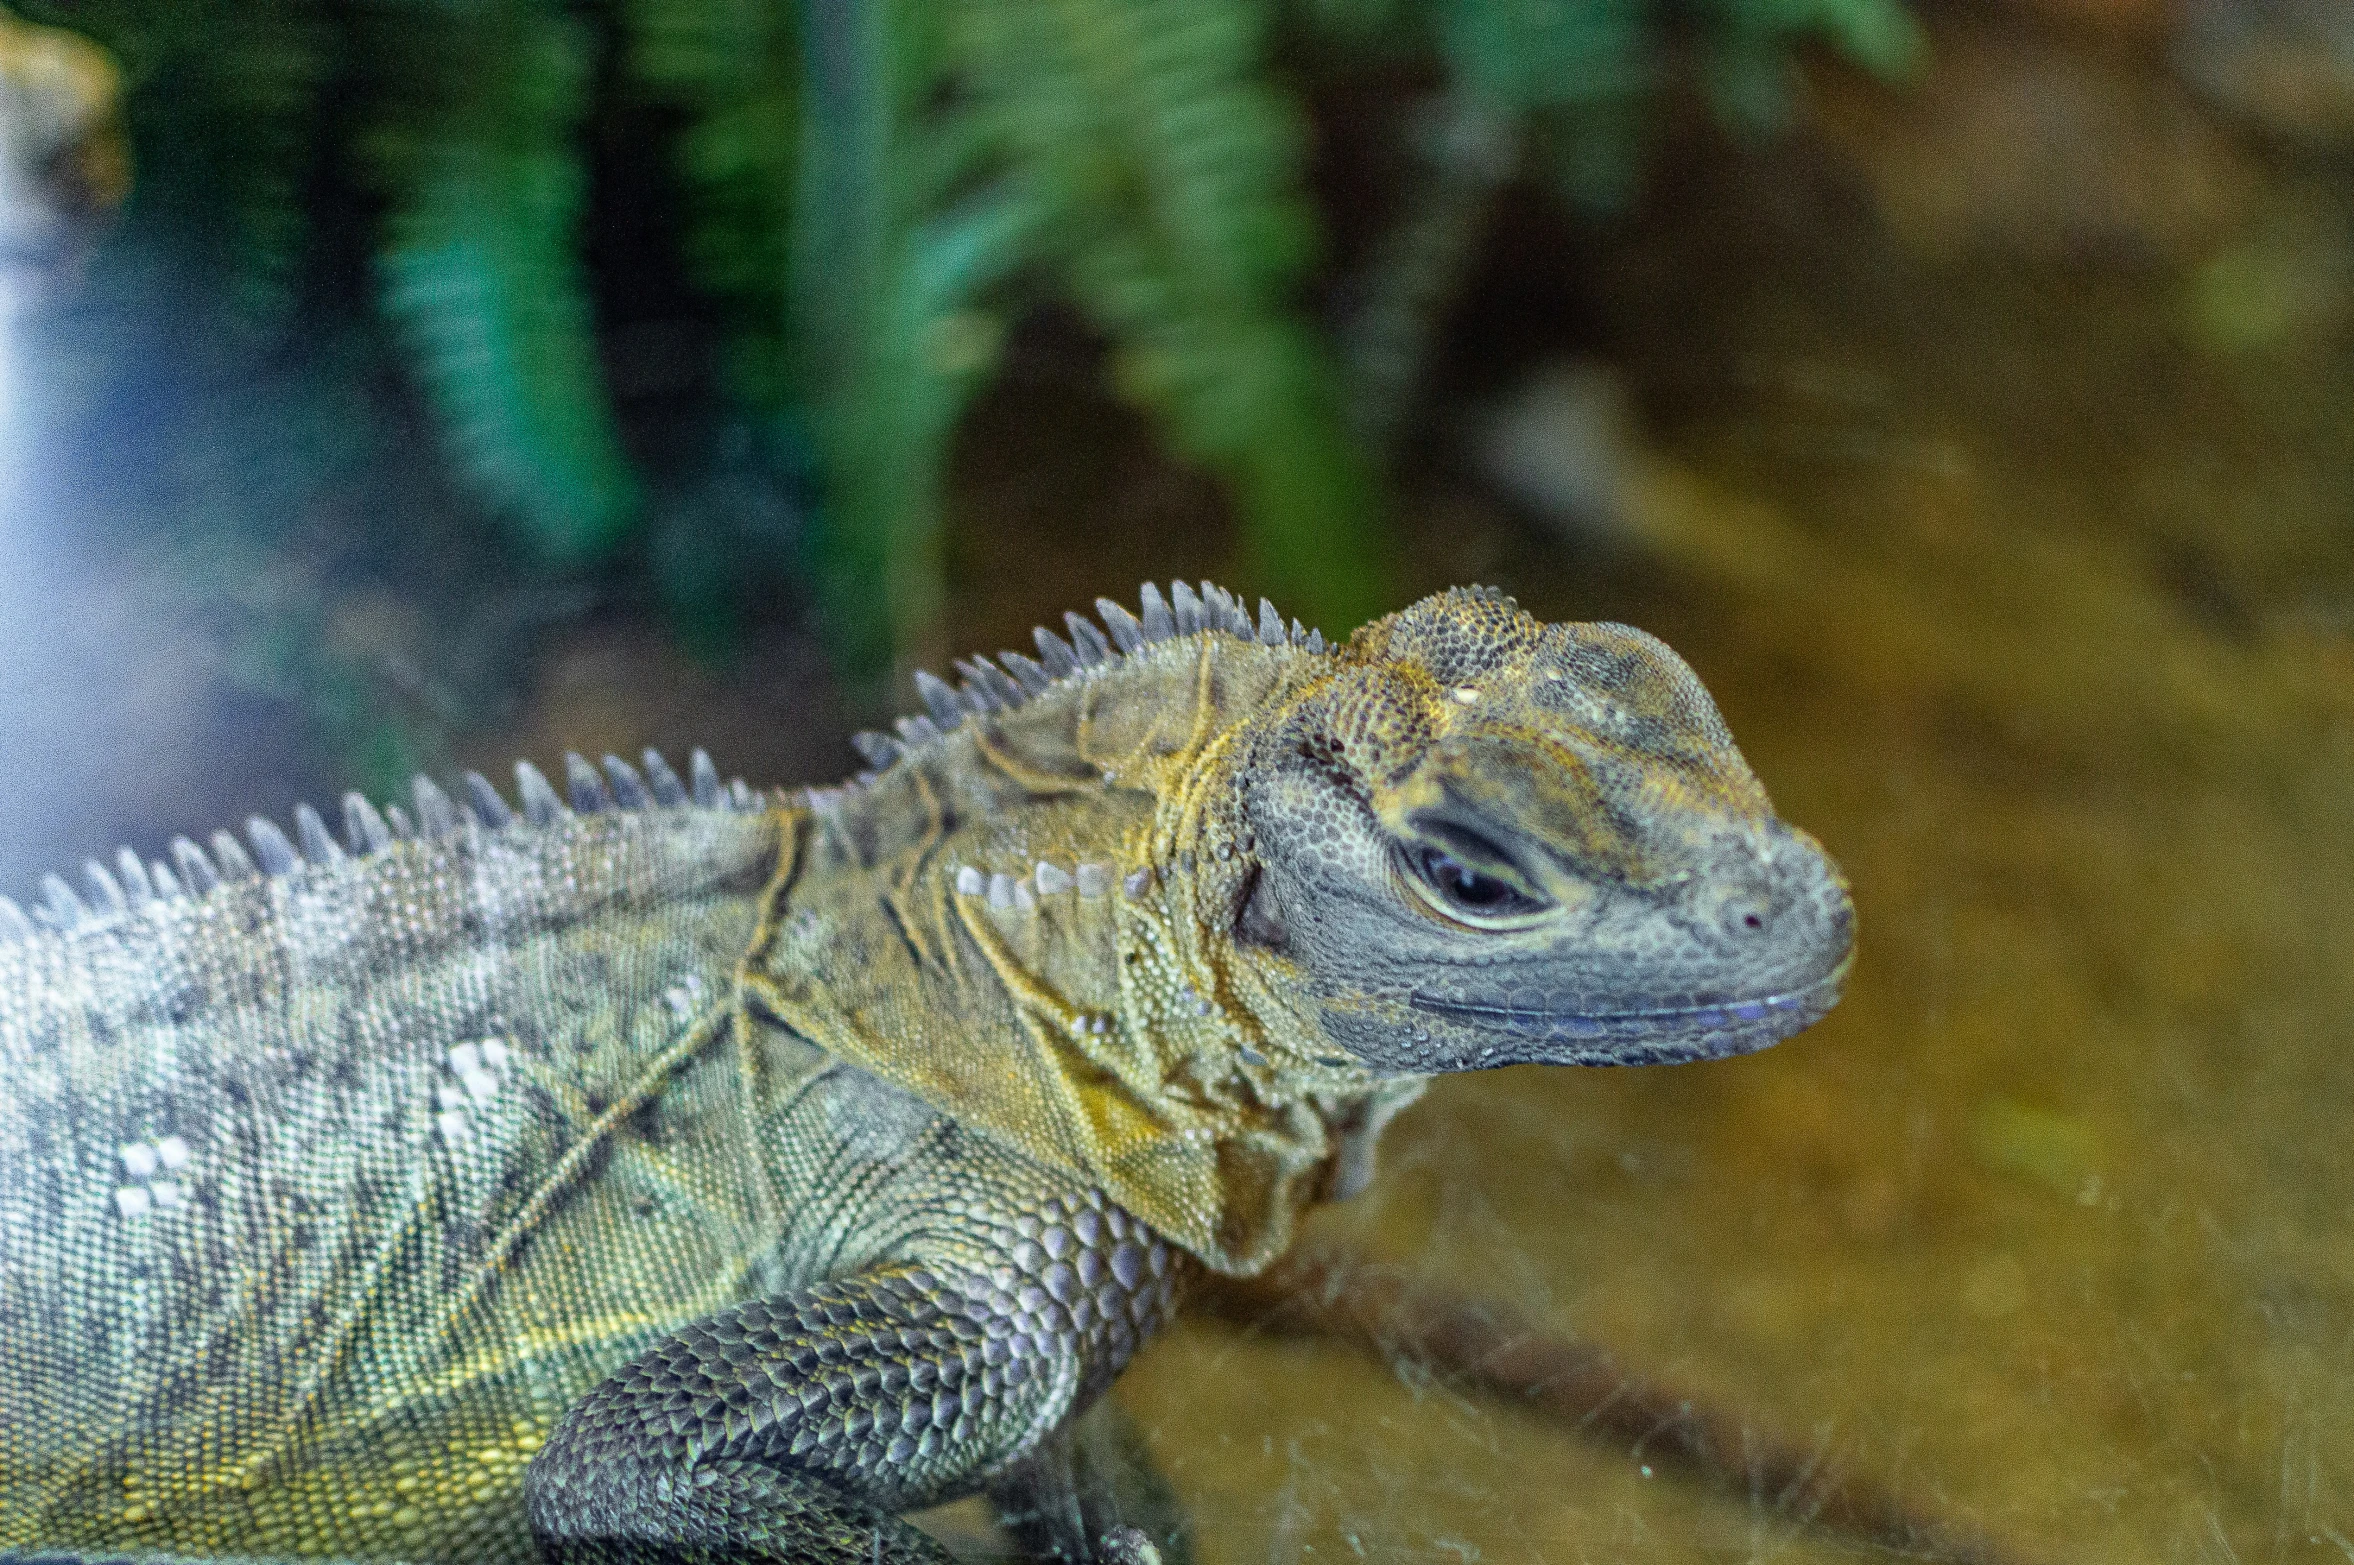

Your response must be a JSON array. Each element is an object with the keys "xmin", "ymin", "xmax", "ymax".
[{"xmin": 0, "ymin": 581, "xmax": 1853, "ymax": 1565}]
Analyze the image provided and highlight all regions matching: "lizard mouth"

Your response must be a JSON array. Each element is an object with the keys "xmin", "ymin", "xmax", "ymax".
[{"xmin": 1408, "ymin": 957, "xmax": 1850, "ymax": 1063}]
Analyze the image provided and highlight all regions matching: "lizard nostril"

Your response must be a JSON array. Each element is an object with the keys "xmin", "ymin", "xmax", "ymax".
[{"xmin": 1709, "ymin": 887, "xmax": 1773, "ymax": 941}]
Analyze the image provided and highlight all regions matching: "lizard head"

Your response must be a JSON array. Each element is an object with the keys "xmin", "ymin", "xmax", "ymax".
[{"xmin": 1231, "ymin": 586, "xmax": 1852, "ymax": 1073}]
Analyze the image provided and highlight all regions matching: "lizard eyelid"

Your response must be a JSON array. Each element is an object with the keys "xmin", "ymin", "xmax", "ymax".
[{"xmin": 1408, "ymin": 846, "xmax": 1550, "ymax": 919}]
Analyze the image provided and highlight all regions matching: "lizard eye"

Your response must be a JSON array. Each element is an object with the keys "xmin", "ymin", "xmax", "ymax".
[{"xmin": 1405, "ymin": 844, "xmax": 1551, "ymax": 923}]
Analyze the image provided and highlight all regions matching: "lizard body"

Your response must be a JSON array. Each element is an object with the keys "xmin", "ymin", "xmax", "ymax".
[{"xmin": 0, "ymin": 584, "xmax": 1852, "ymax": 1563}]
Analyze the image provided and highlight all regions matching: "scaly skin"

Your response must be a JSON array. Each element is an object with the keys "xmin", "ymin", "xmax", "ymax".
[{"xmin": 0, "ymin": 584, "xmax": 1850, "ymax": 1565}]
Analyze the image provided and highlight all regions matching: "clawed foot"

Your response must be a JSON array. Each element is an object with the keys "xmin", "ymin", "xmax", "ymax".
[{"xmin": 1095, "ymin": 1525, "xmax": 1162, "ymax": 1565}]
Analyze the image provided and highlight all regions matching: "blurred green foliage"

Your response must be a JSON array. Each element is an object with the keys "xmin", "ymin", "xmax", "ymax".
[{"xmin": 20, "ymin": 0, "xmax": 1919, "ymax": 679}]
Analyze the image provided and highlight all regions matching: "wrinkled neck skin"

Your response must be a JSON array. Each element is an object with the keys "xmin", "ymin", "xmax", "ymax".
[{"xmin": 744, "ymin": 634, "xmax": 1406, "ymax": 1274}]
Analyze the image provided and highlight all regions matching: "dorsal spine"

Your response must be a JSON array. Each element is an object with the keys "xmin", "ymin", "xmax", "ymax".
[
  {"xmin": 0, "ymin": 582, "xmax": 1326, "ymax": 943},
  {"xmin": 0, "ymin": 747, "xmax": 763, "ymax": 941},
  {"xmin": 838, "ymin": 580, "xmax": 1325, "ymax": 785}
]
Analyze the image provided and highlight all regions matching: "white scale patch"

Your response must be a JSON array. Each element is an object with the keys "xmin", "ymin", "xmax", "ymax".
[
  {"xmin": 952, "ymin": 859, "xmax": 1117, "ymax": 912},
  {"xmin": 662, "ymin": 971, "xmax": 708, "ymax": 1022},
  {"xmin": 433, "ymin": 1037, "xmax": 514, "ymax": 1147},
  {"xmin": 111, "ymin": 1133, "xmax": 192, "ymax": 1219}
]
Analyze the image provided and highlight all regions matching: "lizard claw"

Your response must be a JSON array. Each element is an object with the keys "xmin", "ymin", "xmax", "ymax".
[{"xmin": 1097, "ymin": 1525, "xmax": 1162, "ymax": 1565}]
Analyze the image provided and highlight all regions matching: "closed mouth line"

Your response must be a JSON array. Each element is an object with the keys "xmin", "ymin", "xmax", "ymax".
[{"xmin": 1409, "ymin": 964, "xmax": 1847, "ymax": 1036}]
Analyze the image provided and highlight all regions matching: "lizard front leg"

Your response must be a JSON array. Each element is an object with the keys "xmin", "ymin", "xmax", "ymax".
[
  {"xmin": 991, "ymin": 1396, "xmax": 1194, "ymax": 1565},
  {"xmin": 524, "ymin": 1188, "xmax": 1187, "ymax": 1565}
]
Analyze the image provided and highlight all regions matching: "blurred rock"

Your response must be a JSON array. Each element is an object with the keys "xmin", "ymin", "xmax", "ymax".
[
  {"xmin": 1470, "ymin": 358, "xmax": 1642, "ymax": 545},
  {"xmin": 2181, "ymin": 186, "xmax": 2354, "ymax": 354},
  {"xmin": 1997, "ymin": 0, "xmax": 2175, "ymax": 45},
  {"xmin": 1813, "ymin": 22, "xmax": 2263, "ymax": 267},
  {"xmin": 0, "ymin": 10, "xmax": 128, "ymax": 310},
  {"xmin": 1968, "ymin": 1097, "xmax": 2103, "ymax": 1204},
  {"xmin": 2175, "ymin": 0, "xmax": 2354, "ymax": 150}
]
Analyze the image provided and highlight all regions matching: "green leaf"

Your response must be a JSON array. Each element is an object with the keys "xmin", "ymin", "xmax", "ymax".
[
  {"xmin": 792, "ymin": 0, "xmax": 1046, "ymax": 672},
  {"xmin": 963, "ymin": 0, "xmax": 1387, "ymax": 631},
  {"xmin": 369, "ymin": 3, "xmax": 639, "ymax": 562},
  {"xmin": 1436, "ymin": 0, "xmax": 1654, "ymax": 112},
  {"xmin": 617, "ymin": 0, "xmax": 804, "ymax": 409}
]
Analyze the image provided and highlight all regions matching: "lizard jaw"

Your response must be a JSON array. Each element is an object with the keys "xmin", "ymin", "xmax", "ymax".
[{"xmin": 1405, "ymin": 956, "xmax": 1851, "ymax": 1066}]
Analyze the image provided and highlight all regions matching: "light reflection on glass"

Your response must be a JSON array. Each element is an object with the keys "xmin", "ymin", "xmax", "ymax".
[{"xmin": 0, "ymin": 274, "xmax": 17, "ymax": 539}]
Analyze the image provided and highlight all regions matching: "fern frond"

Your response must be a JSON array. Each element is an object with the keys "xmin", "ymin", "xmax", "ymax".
[
  {"xmin": 1712, "ymin": 0, "xmax": 1925, "ymax": 81},
  {"xmin": 368, "ymin": 1, "xmax": 638, "ymax": 561},
  {"xmin": 1316, "ymin": 0, "xmax": 1921, "ymax": 444},
  {"xmin": 617, "ymin": 0, "xmax": 802, "ymax": 409},
  {"xmin": 1434, "ymin": 0, "xmax": 1652, "ymax": 112},
  {"xmin": 1692, "ymin": 0, "xmax": 1924, "ymax": 132},
  {"xmin": 962, "ymin": 0, "xmax": 1386, "ymax": 632},
  {"xmin": 792, "ymin": 0, "xmax": 1045, "ymax": 673},
  {"xmin": 198, "ymin": 0, "xmax": 329, "ymax": 327},
  {"xmin": 1340, "ymin": 95, "xmax": 1518, "ymax": 446},
  {"xmin": 1289, "ymin": 0, "xmax": 1422, "ymax": 47}
]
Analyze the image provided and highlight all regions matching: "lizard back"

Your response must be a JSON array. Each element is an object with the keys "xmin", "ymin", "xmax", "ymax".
[{"xmin": 0, "ymin": 766, "xmax": 790, "ymax": 1558}]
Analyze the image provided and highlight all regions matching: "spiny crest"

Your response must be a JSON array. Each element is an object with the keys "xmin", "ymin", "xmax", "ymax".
[
  {"xmin": 844, "ymin": 581, "xmax": 1326, "ymax": 781},
  {"xmin": 0, "ymin": 748, "xmax": 761, "ymax": 943}
]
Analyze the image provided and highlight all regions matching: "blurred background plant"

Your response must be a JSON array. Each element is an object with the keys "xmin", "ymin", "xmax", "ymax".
[{"xmin": 4, "ymin": 0, "xmax": 1918, "ymax": 777}]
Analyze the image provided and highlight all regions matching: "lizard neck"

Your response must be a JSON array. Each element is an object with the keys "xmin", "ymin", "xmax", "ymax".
[{"xmin": 744, "ymin": 632, "xmax": 1390, "ymax": 1273}]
